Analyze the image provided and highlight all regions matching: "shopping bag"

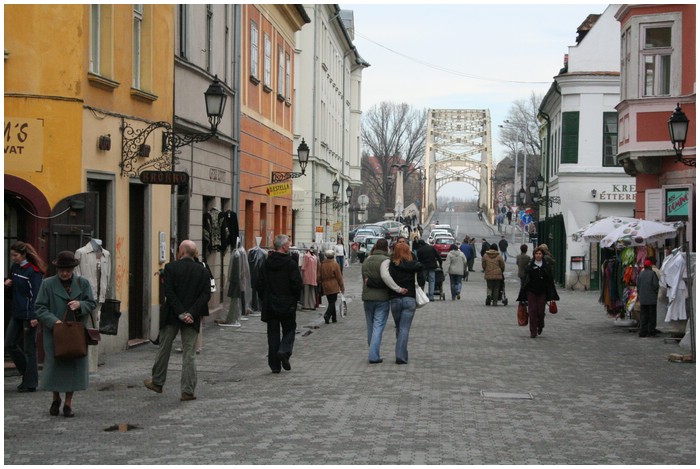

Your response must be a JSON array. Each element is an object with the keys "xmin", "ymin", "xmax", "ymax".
[
  {"xmin": 517, "ymin": 302, "xmax": 528, "ymax": 326},
  {"xmin": 415, "ymin": 283, "xmax": 430, "ymax": 308},
  {"xmin": 548, "ymin": 301, "xmax": 558, "ymax": 314},
  {"xmin": 339, "ymin": 293, "xmax": 347, "ymax": 318}
]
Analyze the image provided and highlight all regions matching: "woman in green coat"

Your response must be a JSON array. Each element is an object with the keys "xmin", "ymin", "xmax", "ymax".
[{"xmin": 35, "ymin": 251, "xmax": 96, "ymax": 418}]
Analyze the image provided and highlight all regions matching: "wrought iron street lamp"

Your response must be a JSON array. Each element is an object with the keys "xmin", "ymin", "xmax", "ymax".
[
  {"xmin": 530, "ymin": 174, "xmax": 560, "ymax": 208},
  {"xmin": 668, "ymin": 103, "xmax": 694, "ymax": 167},
  {"xmin": 271, "ymin": 138, "xmax": 310, "ymax": 182},
  {"xmin": 120, "ymin": 75, "xmax": 228, "ymax": 177}
]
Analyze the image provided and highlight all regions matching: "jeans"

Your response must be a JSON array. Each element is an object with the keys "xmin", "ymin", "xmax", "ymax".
[
  {"xmin": 449, "ymin": 274, "xmax": 463, "ymax": 299},
  {"xmin": 324, "ymin": 293, "xmax": 338, "ymax": 322},
  {"xmin": 500, "ymin": 250, "xmax": 508, "ymax": 262},
  {"xmin": 390, "ymin": 297, "xmax": 416, "ymax": 364},
  {"xmin": 363, "ymin": 300, "xmax": 390, "ymax": 362},
  {"xmin": 5, "ymin": 318, "xmax": 38, "ymax": 389},
  {"xmin": 267, "ymin": 315, "xmax": 297, "ymax": 371},
  {"xmin": 423, "ymin": 268, "xmax": 436, "ymax": 300},
  {"xmin": 336, "ymin": 256, "xmax": 344, "ymax": 273},
  {"xmin": 151, "ymin": 323, "xmax": 198, "ymax": 395}
]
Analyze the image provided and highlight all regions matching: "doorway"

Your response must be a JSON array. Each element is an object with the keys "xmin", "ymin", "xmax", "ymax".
[{"xmin": 128, "ymin": 183, "xmax": 146, "ymax": 340}]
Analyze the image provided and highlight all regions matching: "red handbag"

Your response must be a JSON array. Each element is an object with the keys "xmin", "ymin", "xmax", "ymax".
[
  {"xmin": 548, "ymin": 301, "xmax": 558, "ymax": 314},
  {"xmin": 517, "ymin": 302, "xmax": 528, "ymax": 326}
]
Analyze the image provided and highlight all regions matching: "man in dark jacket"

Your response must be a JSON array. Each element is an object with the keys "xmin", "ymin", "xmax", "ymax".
[
  {"xmin": 637, "ymin": 259, "xmax": 660, "ymax": 337},
  {"xmin": 416, "ymin": 240, "xmax": 442, "ymax": 301},
  {"xmin": 498, "ymin": 235, "xmax": 509, "ymax": 262},
  {"xmin": 256, "ymin": 234, "xmax": 303, "ymax": 373},
  {"xmin": 145, "ymin": 240, "xmax": 211, "ymax": 401}
]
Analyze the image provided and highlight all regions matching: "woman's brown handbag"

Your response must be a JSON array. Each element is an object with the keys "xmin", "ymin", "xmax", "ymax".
[
  {"xmin": 517, "ymin": 302, "xmax": 528, "ymax": 326},
  {"xmin": 53, "ymin": 309, "xmax": 88, "ymax": 360},
  {"xmin": 548, "ymin": 301, "xmax": 558, "ymax": 314}
]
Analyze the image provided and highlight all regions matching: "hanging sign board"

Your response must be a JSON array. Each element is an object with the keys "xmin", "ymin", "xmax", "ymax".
[
  {"xmin": 140, "ymin": 171, "xmax": 189, "ymax": 185},
  {"xmin": 266, "ymin": 182, "xmax": 291, "ymax": 197}
]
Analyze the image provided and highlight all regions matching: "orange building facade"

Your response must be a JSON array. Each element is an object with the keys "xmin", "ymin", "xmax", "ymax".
[
  {"xmin": 238, "ymin": 5, "xmax": 310, "ymax": 249},
  {"xmin": 616, "ymin": 4, "xmax": 696, "ymax": 249}
]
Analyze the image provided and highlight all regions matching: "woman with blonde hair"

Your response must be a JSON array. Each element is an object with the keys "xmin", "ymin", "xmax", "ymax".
[{"xmin": 380, "ymin": 242, "xmax": 423, "ymax": 364}]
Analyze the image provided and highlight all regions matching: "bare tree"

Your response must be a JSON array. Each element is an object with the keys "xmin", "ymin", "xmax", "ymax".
[
  {"xmin": 498, "ymin": 92, "xmax": 543, "ymax": 191},
  {"xmin": 360, "ymin": 102, "xmax": 427, "ymax": 221}
]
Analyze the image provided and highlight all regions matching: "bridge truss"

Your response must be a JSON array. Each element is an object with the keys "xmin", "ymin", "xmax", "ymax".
[{"xmin": 424, "ymin": 109, "xmax": 492, "ymax": 219}]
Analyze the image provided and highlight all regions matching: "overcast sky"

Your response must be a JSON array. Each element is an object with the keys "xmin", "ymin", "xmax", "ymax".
[{"xmin": 341, "ymin": 3, "xmax": 609, "ymax": 199}]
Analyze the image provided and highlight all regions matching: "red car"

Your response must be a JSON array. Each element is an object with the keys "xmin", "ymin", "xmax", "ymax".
[{"xmin": 434, "ymin": 237, "xmax": 456, "ymax": 259}]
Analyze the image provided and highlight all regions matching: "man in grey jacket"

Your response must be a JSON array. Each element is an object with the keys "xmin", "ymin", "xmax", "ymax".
[{"xmin": 637, "ymin": 259, "xmax": 660, "ymax": 337}]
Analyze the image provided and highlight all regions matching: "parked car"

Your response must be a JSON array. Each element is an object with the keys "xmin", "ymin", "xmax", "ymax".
[
  {"xmin": 374, "ymin": 220, "xmax": 403, "ymax": 237},
  {"xmin": 428, "ymin": 229, "xmax": 452, "ymax": 244},
  {"xmin": 358, "ymin": 236, "xmax": 383, "ymax": 263},
  {"xmin": 434, "ymin": 236, "xmax": 456, "ymax": 259},
  {"xmin": 433, "ymin": 224, "xmax": 455, "ymax": 237}
]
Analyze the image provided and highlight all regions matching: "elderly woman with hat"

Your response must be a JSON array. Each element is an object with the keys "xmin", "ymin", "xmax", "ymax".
[{"xmin": 35, "ymin": 251, "xmax": 96, "ymax": 417}]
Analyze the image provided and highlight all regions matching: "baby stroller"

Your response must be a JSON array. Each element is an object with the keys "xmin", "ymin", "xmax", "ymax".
[
  {"xmin": 433, "ymin": 267, "xmax": 446, "ymax": 301},
  {"xmin": 497, "ymin": 279, "xmax": 508, "ymax": 306}
]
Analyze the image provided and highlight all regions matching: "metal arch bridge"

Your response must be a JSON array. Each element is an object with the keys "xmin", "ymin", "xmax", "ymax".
[{"xmin": 423, "ymin": 109, "xmax": 493, "ymax": 218}]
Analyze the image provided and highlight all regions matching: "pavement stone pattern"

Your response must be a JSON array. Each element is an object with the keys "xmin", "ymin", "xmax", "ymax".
[{"xmin": 4, "ymin": 261, "xmax": 696, "ymax": 464}]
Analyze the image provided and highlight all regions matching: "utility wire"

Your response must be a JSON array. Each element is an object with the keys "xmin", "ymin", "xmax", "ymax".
[{"xmin": 355, "ymin": 31, "xmax": 551, "ymax": 85}]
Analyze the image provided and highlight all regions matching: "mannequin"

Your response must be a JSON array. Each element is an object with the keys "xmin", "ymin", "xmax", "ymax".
[{"xmin": 74, "ymin": 238, "xmax": 111, "ymax": 373}]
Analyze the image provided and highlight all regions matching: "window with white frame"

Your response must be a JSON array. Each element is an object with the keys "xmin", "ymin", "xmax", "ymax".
[
  {"xmin": 641, "ymin": 24, "xmax": 672, "ymax": 97},
  {"xmin": 132, "ymin": 4, "xmax": 143, "ymax": 88},
  {"xmin": 250, "ymin": 20, "xmax": 259, "ymax": 81},
  {"xmin": 90, "ymin": 5, "xmax": 100, "ymax": 73},
  {"xmin": 263, "ymin": 33, "xmax": 271, "ymax": 89},
  {"xmin": 205, "ymin": 4, "xmax": 213, "ymax": 72},
  {"xmin": 277, "ymin": 45, "xmax": 284, "ymax": 99},
  {"xmin": 178, "ymin": 5, "xmax": 188, "ymax": 59},
  {"xmin": 285, "ymin": 52, "xmax": 291, "ymax": 103}
]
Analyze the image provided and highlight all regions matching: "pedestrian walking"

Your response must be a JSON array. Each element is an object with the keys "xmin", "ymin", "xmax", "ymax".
[
  {"xmin": 443, "ymin": 244, "xmax": 467, "ymax": 300},
  {"xmin": 498, "ymin": 235, "xmax": 509, "ymax": 262},
  {"xmin": 300, "ymin": 247, "xmax": 318, "ymax": 311},
  {"xmin": 4, "ymin": 241, "xmax": 46, "ymax": 393},
  {"xmin": 482, "ymin": 243, "xmax": 505, "ymax": 306},
  {"xmin": 415, "ymin": 239, "xmax": 442, "ymax": 301},
  {"xmin": 144, "ymin": 240, "xmax": 211, "ymax": 401},
  {"xmin": 362, "ymin": 238, "xmax": 404, "ymax": 364},
  {"xmin": 381, "ymin": 242, "xmax": 422, "ymax": 365},
  {"xmin": 516, "ymin": 246, "xmax": 559, "ymax": 338},
  {"xmin": 637, "ymin": 259, "xmax": 660, "ymax": 337},
  {"xmin": 334, "ymin": 238, "xmax": 347, "ymax": 274},
  {"xmin": 459, "ymin": 236, "xmax": 475, "ymax": 281},
  {"xmin": 35, "ymin": 251, "xmax": 96, "ymax": 417},
  {"xmin": 516, "ymin": 244, "xmax": 531, "ymax": 288},
  {"xmin": 480, "ymin": 238, "xmax": 489, "ymax": 258},
  {"xmin": 319, "ymin": 249, "xmax": 345, "ymax": 324},
  {"xmin": 256, "ymin": 234, "xmax": 303, "ymax": 373}
]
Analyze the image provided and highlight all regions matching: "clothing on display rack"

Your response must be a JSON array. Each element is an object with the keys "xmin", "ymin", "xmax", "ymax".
[
  {"xmin": 221, "ymin": 210, "xmax": 240, "ymax": 254},
  {"xmin": 248, "ymin": 246, "xmax": 267, "ymax": 313},
  {"xmin": 203, "ymin": 207, "xmax": 223, "ymax": 254},
  {"xmin": 661, "ymin": 248, "xmax": 688, "ymax": 322}
]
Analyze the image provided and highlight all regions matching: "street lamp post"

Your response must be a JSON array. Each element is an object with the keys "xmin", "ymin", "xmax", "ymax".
[
  {"xmin": 391, "ymin": 163, "xmax": 408, "ymax": 221},
  {"xmin": 668, "ymin": 103, "xmax": 693, "ymax": 167}
]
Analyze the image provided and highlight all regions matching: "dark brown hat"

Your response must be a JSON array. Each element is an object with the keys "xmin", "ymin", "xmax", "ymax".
[{"xmin": 52, "ymin": 251, "xmax": 80, "ymax": 268}]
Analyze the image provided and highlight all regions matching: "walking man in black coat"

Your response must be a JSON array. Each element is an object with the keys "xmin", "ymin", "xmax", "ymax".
[
  {"xmin": 256, "ymin": 234, "xmax": 303, "ymax": 373},
  {"xmin": 145, "ymin": 240, "xmax": 211, "ymax": 401}
]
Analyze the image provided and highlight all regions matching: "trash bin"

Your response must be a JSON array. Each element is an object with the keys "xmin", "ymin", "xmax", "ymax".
[{"xmin": 99, "ymin": 299, "xmax": 122, "ymax": 335}]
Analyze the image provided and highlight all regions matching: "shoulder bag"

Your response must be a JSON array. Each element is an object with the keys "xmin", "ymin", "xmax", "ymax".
[
  {"xmin": 53, "ymin": 308, "xmax": 88, "ymax": 360},
  {"xmin": 85, "ymin": 312, "xmax": 101, "ymax": 345},
  {"xmin": 414, "ymin": 275, "xmax": 430, "ymax": 308}
]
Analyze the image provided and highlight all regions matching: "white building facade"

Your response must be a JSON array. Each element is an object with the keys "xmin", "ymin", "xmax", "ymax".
[
  {"xmin": 293, "ymin": 5, "xmax": 368, "ymax": 249},
  {"xmin": 538, "ymin": 5, "xmax": 636, "ymax": 290}
]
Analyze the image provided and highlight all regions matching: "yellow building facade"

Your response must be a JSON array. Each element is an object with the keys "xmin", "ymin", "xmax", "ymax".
[{"xmin": 5, "ymin": 5, "xmax": 175, "ymax": 350}]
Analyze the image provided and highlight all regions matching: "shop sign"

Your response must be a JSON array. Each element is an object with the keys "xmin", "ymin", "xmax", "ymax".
[
  {"xmin": 333, "ymin": 222, "xmax": 342, "ymax": 232},
  {"xmin": 666, "ymin": 188, "xmax": 689, "ymax": 221},
  {"xmin": 266, "ymin": 182, "xmax": 291, "ymax": 197},
  {"xmin": 4, "ymin": 118, "xmax": 44, "ymax": 171},
  {"xmin": 596, "ymin": 184, "xmax": 636, "ymax": 202},
  {"xmin": 139, "ymin": 170, "xmax": 189, "ymax": 185}
]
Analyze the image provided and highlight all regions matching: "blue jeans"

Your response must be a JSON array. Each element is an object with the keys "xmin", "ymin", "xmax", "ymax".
[
  {"xmin": 449, "ymin": 274, "xmax": 463, "ymax": 299},
  {"xmin": 390, "ymin": 297, "xmax": 416, "ymax": 364},
  {"xmin": 363, "ymin": 300, "xmax": 390, "ymax": 362},
  {"xmin": 5, "ymin": 318, "xmax": 38, "ymax": 389},
  {"xmin": 424, "ymin": 268, "xmax": 436, "ymax": 300}
]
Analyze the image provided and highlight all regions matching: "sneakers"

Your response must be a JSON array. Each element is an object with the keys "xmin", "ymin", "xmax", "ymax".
[
  {"xmin": 180, "ymin": 393, "xmax": 197, "ymax": 401},
  {"xmin": 218, "ymin": 321, "xmax": 242, "ymax": 328},
  {"xmin": 144, "ymin": 379, "xmax": 163, "ymax": 394}
]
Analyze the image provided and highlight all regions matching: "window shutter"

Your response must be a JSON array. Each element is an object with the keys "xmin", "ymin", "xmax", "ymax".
[
  {"xmin": 561, "ymin": 112, "xmax": 579, "ymax": 164},
  {"xmin": 645, "ymin": 188, "xmax": 663, "ymax": 221}
]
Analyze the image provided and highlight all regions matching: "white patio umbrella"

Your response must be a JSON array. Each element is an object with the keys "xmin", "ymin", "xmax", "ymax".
[
  {"xmin": 575, "ymin": 216, "xmax": 638, "ymax": 242},
  {"xmin": 599, "ymin": 219, "xmax": 680, "ymax": 248}
]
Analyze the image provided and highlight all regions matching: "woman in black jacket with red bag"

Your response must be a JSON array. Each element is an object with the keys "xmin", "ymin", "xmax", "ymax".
[{"xmin": 517, "ymin": 246, "xmax": 559, "ymax": 338}]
